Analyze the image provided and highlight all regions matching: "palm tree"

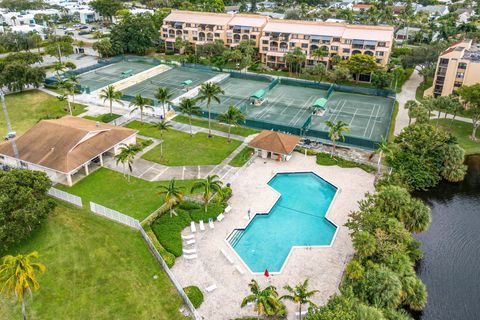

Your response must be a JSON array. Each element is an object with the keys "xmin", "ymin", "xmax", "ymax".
[
  {"xmin": 404, "ymin": 100, "xmax": 418, "ymax": 125},
  {"xmin": 191, "ymin": 175, "xmax": 223, "ymax": 213},
  {"xmin": 197, "ymin": 82, "xmax": 224, "ymax": 137},
  {"xmin": 311, "ymin": 47, "xmax": 329, "ymax": 68},
  {"xmin": 152, "ymin": 119, "xmax": 172, "ymax": 159},
  {"xmin": 129, "ymin": 94, "xmax": 154, "ymax": 124},
  {"xmin": 67, "ymin": 74, "xmax": 79, "ymax": 104},
  {"xmin": 158, "ymin": 178, "xmax": 185, "ymax": 217},
  {"xmin": 154, "ymin": 87, "xmax": 173, "ymax": 120},
  {"xmin": 0, "ymin": 251, "xmax": 46, "ymax": 320},
  {"xmin": 99, "ymin": 85, "xmax": 123, "ymax": 116},
  {"xmin": 375, "ymin": 138, "xmax": 390, "ymax": 174},
  {"xmin": 115, "ymin": 143, "xmax": 138, "ymax": 182},
  {"xmin": 325, "ymin": 120, "xmax": 350, "ymax": 154},
  {"xmin": 177, "ymin": 98, "xmax": 202, "ymax": 136},
  {"xmin": 281, "ymin": 279, "xmax": 318, "ymax": 320},
  {"xmin": 217, "ymin": 105, "xmax": 246, "ymax": 142},
  {"xmin": 241, "ymin": 279, "xmax": 282, "ymax": 319}
]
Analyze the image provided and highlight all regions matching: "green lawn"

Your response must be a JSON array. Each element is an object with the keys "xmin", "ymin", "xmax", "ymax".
[
  {"xmin": 415, "ymin": 76, "xmax": 433, "ymax": 101},
  {"xmin": 229, "ymin": 147, "xmax": 253, "ymax": 167},
  {"xmin": 126, "ymin": 120, "xmax": 242, "ymax": 166},
  {"xmin": 172, "ymin": 115, "xmax": 259, "ymax": 137},
  {"xmin": 433, "ymin": 119, "xmax": 480, "ymax": 155},
  {"xmin": 0, "ymin": 202, "xmax": 186, "ymax": 320},
  {"xmin": 57, "ymin": 168, "xmax": 199, "ymax": 220},
  {"xmin": 316, "ymin": 152, "xmax": 376, "ymax": 173},
  {"xmin": 0, "ymin": 90, "xmax": 86, "ymax": 136},
  {"xmin": 83, "ymin": 113, "xmax": 121, "ymax": 123}
]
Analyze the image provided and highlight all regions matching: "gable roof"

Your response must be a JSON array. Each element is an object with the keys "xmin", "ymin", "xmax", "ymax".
[
  {"xmin": 248, "ymin": 130, "xmax": 300, "ymax": 155},
  {"xmin": 0, "ymin": 116, "xmax": 136, "ymax": 173}
]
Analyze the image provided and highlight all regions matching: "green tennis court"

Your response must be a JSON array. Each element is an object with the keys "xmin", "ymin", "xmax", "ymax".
[
  {"xmin": 78, "ymin": 61, "xmax": 155, "ymax": 92},
  {"xmin": 121, "ymin": 66, "xmax": 218, "ymax": 100}
]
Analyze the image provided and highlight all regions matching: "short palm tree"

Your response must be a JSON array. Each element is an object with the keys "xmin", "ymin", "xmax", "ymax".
[
  {"xmin": 191, "ymin": 175, "xmax": 223, "ymax": 212},
  {"xmin": 99, "ymin": 85, "xmax": 123, "ymax": 116},
  {"xmin": 152, "ymin": 119, "xmax": 172, "ymax": 159},
  {"xmin": 158, "ymin": 178, "xmax": 185, "ymax": 217},
  {"xmin": 217, "ymin": 105, "xmax": 246, "ymax": 143},
  {"xmin": 281, "ymin": 279, "xmax": 318, "ymax": 320},
  {"xmin": 129, "ymin": 94, "xmax": 154, "ymax": 124},
  {"xmin": 197, "ymin": 82, "xmax": 224, "ymax": 137},
  {"xmin": 404, "ymin": 100, "xmax": 419, "ymax": 125},
  {"xmin": 178, "ymin": 98, "xmax": 202, "ymax": 136},
  {"xmin": 67, "ymin": 74, "xmax": 79, "ymax": 103},
  {"xmin": 375, "ymin": 137, "xmax": 390, "ymax": 174},
  {"xmin": 325, "ymin": 120, "xmax": 349, "ymax": 154},
  {"xmin": 115, "ymin": 143, "xmax": 138, "ymax": 182},
  {"xmin": 241, "ymin": 279, "xmax": 283, "ymax": 319},
  {"xmin": 0, "ymin": 251, "xmax": 46, "ymax": 320},
  {"xmin": 154, "ymin": 87, "xmax": 173, "ymax": 120}
]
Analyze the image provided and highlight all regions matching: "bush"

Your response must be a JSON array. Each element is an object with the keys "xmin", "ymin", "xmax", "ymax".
[
  {"xmin": 165, "ymin": 50, "xmax": 174, "ymax": 55},
  {"xmin": 152, "ymin": 209, "xmax": 191, "ymax": 257},
  {"xmin": 178, "ymin": 201, "xmax": 201, "ymax": 210},
  {"xmin": 316, "ymin": 153, "xmax": 376, "ymax": 173},
  {"xmin": 189, "ymin": 203, "xmax": 225, "ymax": 222},
  {"xmin": 183, "ymin": 286, "xmax": 204, "ymax": 308},
  {"xmin": 143, "ymin": 224, "xmax": 176, "ymax": 268},
  {"xmin": 296, "ymin": 147, "xmax": 318, "ymax": 156}
]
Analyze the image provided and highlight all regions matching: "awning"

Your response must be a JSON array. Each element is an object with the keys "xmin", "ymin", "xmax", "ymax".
[
  {"xmin": 313, "ymin": 98, "xmax": 328, "ymax": 109},
  {"xmin": 182, "ymin": 79, "xmax": 193, "ymax": 85},
  {"xmin": 364, "ymin": 40, "xmax": 377, "ymax": 46},
  {"xmin": 352, "ymin": 39, "xmax": 365, "ymax": 45},
  {"xmin": 251, "ymin": 89, "xmax": 266, "ymax": 99}
]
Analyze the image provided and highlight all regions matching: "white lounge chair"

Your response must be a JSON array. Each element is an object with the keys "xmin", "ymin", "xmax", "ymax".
[
  {"xmin": 224, "ymin": 205, "xmax": 232, "ymax": 214},
  {"xmin": 217, "ymin": 213, "xmax": 225, "ymax": 222},
  {"xmin": 208, "ymin": 218, "xmax": 214, "ymax": 229},
  {"xmin": 184, "ymin": 254, "xmax": 198, "ymax": 260},
  {"xmin": 220, "ymin": 248, "xmax": 234, "ymax": 264},
  {"xmin": 182, "ymin": 234, "xmax": 195, "ymax": 240},
  {"xmin": 199, "ymin": 220, "xmax": 205, "ymax": 231},
  {"xmin": 186, "ymin": 239, "xmax": 196, "ymax": 245},
  {"xmin": 235, "ymin": 265, "xmax": 245, "ymax": 274},
  {"xmin": 190, "ymin": 221, "xmax": 196, "ymax": 233},
  {"xmin": 205, "ymin": 284, "xmax": 217, "ymax": 293},
  {"xmin": 183, "ymin": 248, "xmax": 196, "ymax": 254}
]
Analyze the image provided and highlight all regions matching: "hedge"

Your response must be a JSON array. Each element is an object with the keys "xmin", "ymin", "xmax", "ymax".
[
  {"xmin": 183, "ymin": 286, "xmax": 204, "ymax": 308},
  {"xmin": 143, "ymin": 224, "xmax": 176, "ymax": 268}
]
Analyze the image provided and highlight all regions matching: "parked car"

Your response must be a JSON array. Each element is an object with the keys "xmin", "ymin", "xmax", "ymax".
[
  {"xmin": 78, "ymin": 30, "xmax": 91, "ymax": 35},
  {"xmin": 79, "ymin": 25, "xmax": 89, "ymax": 30}
]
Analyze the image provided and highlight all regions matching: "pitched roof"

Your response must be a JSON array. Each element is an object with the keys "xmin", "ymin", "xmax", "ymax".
[
  {"xmin": 0, "ymin": 116, "xmax": 136, "ymax": 173},
  {"xmin": 248, "ymin": 130, "xmax": 300, "ymax": 155}
]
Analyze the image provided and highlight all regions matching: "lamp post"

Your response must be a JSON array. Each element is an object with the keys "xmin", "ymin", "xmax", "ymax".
[{"xmin": 0, "ymin": 90, "xmax": 20, "ymax": 161}]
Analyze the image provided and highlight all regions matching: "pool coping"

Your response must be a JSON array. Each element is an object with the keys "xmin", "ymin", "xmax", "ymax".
[{"xmin": 224, "ymin": 171, "xmax": 341, "ymax": 275}]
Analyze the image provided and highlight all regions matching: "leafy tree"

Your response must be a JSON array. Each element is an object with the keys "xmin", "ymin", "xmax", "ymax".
[
  {"xmin": 401, "ymin": 43, "xmax": 446, "ymax": 76},
  {"xmin": 441, "ymin": 144, "xmax": 468, "ymax": 182},
  {"xmin": 281, "ymin": 279, "xmax": 318, "ymax": 319},
  {"xmin": 115, "ymin": 143, "xmax": 139, "ymax": 181},
  {"xmin": 217, "ymin": 105, "xmax": 246, "ymax": 142},
  {"xmin": 356, "ymin": 304, "xmax": 386, "ymax": 320},
  {"xmin": 90, "ymin": 0, "xmax": 124, "ymax": 22},
  {"xmin": 154, "ymin": 87, "xmax": 173, "ymax": 119},
  {"xmin": 0, "ymin": 61, "xmax": 45, "ymax": 92},
  {"xmin": 92, "ymin": 38, "xmax": 115, "ymax": 58},
  {"xmin": 241, "ymin": 279, "xmax": 284, "ymax": 318},
  {"xmin": 304, "ymin": 293, "xmax": 357, "ymax": 320},
  {"xmin": 325, "ymin": 120, "xmax": 350, "ymax": 153},
  {"xmin": 129, "ymin": 94, "xmax": 154, "ymax": 124},
  {"xmin": 152, "ymin": 119, "xmax": 172, "ymax": 159},
  {"xmin": 110, "ymin": 13, "xmax": 158, "ymax": 55},
  {"xmin": 44, "ymin": 35, "xmax": 74, "ymax": 63},
  {"xmin": 158, "ymin": 178, "xmax": 185, "ymax": 217},
  {"xmin": 345, "ymin": 260, "xmax": 364, "ymax": 280},
  {"xmin": 0, "ymin": 251, "xmax": 46, "ymax": 320},
  {"xmin": 0, "ymin": 170, "xmax": 55, "ymax": 251},
  {"xmin": 197, "ymin": 82, "xmax": 224, "ymax": 137},
  {"xmin": 457, "ymin": 84, "xmax": 480, "ymax": 140},
  {"xmin": 371, "ymin": 70, "xmax": 392, "ymax": 89},
  {"xmin": 202, "ymin": 0, "xmax": 225, "ymax": 12},
  {"xmin": 0, "ymin": 0, "xmax": 45, "ymax": 11},
  {"xmin": 340, "ymin": 54, "xmax": 377, "ymax": 82},
  {"xmin": 404, "ymin": 100, "xmax": 418, "ymax": 125},
  {"xmin": 191, "ymin": 175, "xmax": 223, "ymax": 212},
  {"xmin": 99, "ymin": 85, "xmax": 123, "ymax": 116},
  {"xmin": 327, "ymin": 66, "xmax": 352, "ymax": 83},
  {"xmin": 177, "ymin": 98, "xmax": 202, "ymax": 136},
  {"xmin": 285, "ymin": 47, "xmax": 306, "ymax": 75}
]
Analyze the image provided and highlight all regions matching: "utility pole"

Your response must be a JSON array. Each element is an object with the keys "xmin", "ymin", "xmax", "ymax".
[{"xmin": 0, "ymin": 91, "xmax": 20, "ymax": 161}]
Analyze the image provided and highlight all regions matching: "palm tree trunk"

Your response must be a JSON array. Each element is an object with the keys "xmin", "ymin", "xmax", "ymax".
[
  {"xmin": 299, "ymin": 303, "xmax": 302, "ymax": 320},
  {"xmin": 22, "ymin": 297, "xmax": 26, "ymax": 320},
  {"xmin": 162, "ymin": 102, "xmax": 166, "ymax": 120},
  {"xmin": 160, "ymin": 133, "xmax": 164, "ymax": 159},
  {"xmin": 208, "ymin": 102, "xmax": 212, "ymax": 138},
  {"xmin": 408, "ymin": 116, "xmax": 412, "ymax": 125},
  {"xmin": 228, "ymin": 126, "xmax": 231, "ymax": 143},
  {"xmin": 377, "ymin": 152, "xmax": 382, "ymax": 174},
  {"xmin": 472, "ymin": 124, "xmax": 478, "ymax": 141},
  {"xmin": 110, "ymin": 99, "xmax": 113, "ymax": 116},
  {"xmin": 140, "ymin": 110, "xmax": 143, "ymax": 124},
  {"xmin": 189, "ymin": 116, "xmax": 193, "ymax": 136},
  {"xmin": 67, "ymin": 98, "xmax": 72, "ymax": 115}
]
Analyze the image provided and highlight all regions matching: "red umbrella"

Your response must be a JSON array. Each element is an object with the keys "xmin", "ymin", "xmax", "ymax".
[{"xmin": 264, "ymin": 269, "xmax": 269, "ymax": 278}]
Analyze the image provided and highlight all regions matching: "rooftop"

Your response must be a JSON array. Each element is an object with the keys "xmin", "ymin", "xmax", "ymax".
[{"xmin": 248, "ymin": 130, "xmax": 300, "ymax": 155}]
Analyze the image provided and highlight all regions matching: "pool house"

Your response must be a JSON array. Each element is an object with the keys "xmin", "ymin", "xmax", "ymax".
[{"xmin": 248, "ymin": 130, "xmax": 300, "ymax": 162}]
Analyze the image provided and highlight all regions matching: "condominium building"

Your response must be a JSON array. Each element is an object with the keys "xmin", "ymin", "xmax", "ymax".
[
  {"xmin": 161, "ymin": 10, "xmax": 394, "ymax": 68},
  {"xmin": 426, "ymin": 40, "xmax": 480, "ymax": 97}
]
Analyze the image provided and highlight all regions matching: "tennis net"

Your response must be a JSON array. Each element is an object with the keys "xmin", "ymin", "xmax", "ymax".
[
  {"xmin": 150, "ymin": 79, "xmax": 185, "ymax": 90},
  {"xmin": 94, "ymin": 70, "xmax": 120, "ymax": 77},
  {"xmin": 325, "ymin": 109, "xmax": 384, "ymax": 121}
]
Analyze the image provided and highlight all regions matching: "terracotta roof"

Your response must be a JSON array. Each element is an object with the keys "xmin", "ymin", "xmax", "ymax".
[
  {"xmin": 0, "ymin": 116, "xmax": 136, "ymax": 173},
  {"xmin": 248, "ymin": 130, "xmax": 300, "ymax": 155}
]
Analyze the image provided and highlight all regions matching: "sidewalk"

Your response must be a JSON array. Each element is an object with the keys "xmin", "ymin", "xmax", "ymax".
[{"xmin": 394, "ymin": 68, "xmax": 423, "ymax": 135}]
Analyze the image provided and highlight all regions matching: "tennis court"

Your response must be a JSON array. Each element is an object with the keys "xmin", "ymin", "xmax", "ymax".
[
  {"xmin": 309, "ymin": 92, "xmax": 395, "ymax": 143},
  {"xmin": 121, "ymin": 66, "xmax": 218, "ymax": 100},
  {"xmin": 78, "ymin": 60, "xmax": 155, "ymax": 92}
]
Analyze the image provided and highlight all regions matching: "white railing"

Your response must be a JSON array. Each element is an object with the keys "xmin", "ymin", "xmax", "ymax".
[
  {"xmin": 89, "ymin": 202, "xmax": 140, "ymax": 229},
  {"xmin": 48, "ymin": 187, "xmax": 83, "ymax": 207}
]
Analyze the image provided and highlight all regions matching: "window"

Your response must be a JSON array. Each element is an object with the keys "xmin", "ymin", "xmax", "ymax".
[
  {"xmin": 333, "ymin": 37, "xmax": 340, "ymax": 42},
  {"xmin": 458, "ymin": 62, "xmax": 467, "ymax": 69},
  {"xmin": 217, "ymin": 26, "xmax": 223, "ymax": 30},
  {"xmin": 454, "ymin": 81, "xmax": 463, "ymax": 87},
  {"xmin": 262, "ymin": 47, "xmax": 268, "ymax": 51},
  {"xmin": 376, "ymin": 59, "xmax": 382, "ymax": 64},
  {"xmin": 304, "ymin": 35, "xmax": 310, "ymax": 40},
  {"xmin": 343, "ymin": 48, "xmax": 350, "ymax": 53},
  {"xmin": 215, "ymin": 33, "xmax": 220, "ymax": 37},
  {"xmin": 344, "ymin": 39, "xmax": 352, "ymax": 44},
  {"xmin": 291, "ymin": 34, "xmax": 298, "ymax": 39},
  {"xmin": 193, "ymin": 37, "xmax": 198, "ymax": 41},
  {"xmin": 186, "ymin": 23, "xmax": 191, "ymax": 27},
  {"xmin": 262, "ymin": 40, "xmax": 268, "ymax": 44},
  {"xmin": 376, "ymin": 51, "xmax": 384, "ymax": 56},
  {"xmin": 440, "ymin": 58, "xmax": 449, "ymax": 65},
  {"xmin": 290, "ymin": 42, "xmax": 295, "ymax": 47},
  {"xmin": 192, "ymin": 31, "xmax": 198, "ymax": 36},
  {"xmin": 331, "ymin": 46, "xmax": 338, "ymax": 51},
  {"xmin": 301, "ymin": 43, "xmax": 308, "ymax": 48},
  {"xmin": 251, "ymin": 35, "xmax": 256, "ymax": 39},
  {"xmin": 377, "ymin": 42, "xmax": 386, "ymax": 47},
  {"xmin": 456, "ymin": 72, "xmax": 465, "ymax": 78},
  {"xmin": 227, "ymin": 39, "xmax": 232, "ymax": 43}
]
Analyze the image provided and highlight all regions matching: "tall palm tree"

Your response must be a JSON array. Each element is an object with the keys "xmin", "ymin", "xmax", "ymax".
[
  {"xmin": 375, "ymin": 137, "xmax": 390, "ymax": 174},
  {"xmin": 154, "ymin": 87, "xmax": 173, "ymax": 120},
  {"xmin": 0, "ymin": 251, "xmax": 46, "ymax": 320},
  {"xmin": 325, "ymin": 120, "xmax": 350, "ymax": 154},
  {"xmin": 404, "ymin": 100, "xmax": 419, "ymax": 125},
  {"xmin": 99, "ymin": 85, "xmax": 123, "ymax": 116},
  {"xmin": 177, "ymin": 98, "xmax": 202, "ymax": 136},
  {"xmin": 129, "ymin": 94, "xmax": 154, "ymax": 124},
  {"xmin": 158, "ymin": 178, "xmax": 185, "ymax": 217},
  {"xmin": 197, "ymin": 82, "xmax": 224, "ymax": 138},
  {"xmin": 115, "ymin": 143, "xmax": 138, "ymax": 182},
  {"xmin": 217, "ymin": 105, "xmax": 246, "ymax": 143},
  {"xmin": 191, "ymin": 175, "xmax": 223, "ymax": 213},
  {"xmin": 281, "ymin": 279, "xmax": 318, "ymax": 320},
  {"xmin": 67, "ymin": 74, "xmax": 79, "ymax": 104},
  {"xmin": 311, "ymin": 47, "xmax": 329, "ymax": 68},
  {"xmin": 152, "ymin": 119, "xmax": 172, "ymax": 159},
  {"xmin": 241, "ymin": 279, "xmax": 283, "ymax": 319}
]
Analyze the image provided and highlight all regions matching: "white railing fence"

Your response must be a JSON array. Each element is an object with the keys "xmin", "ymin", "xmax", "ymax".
[
  {"xmin": 89, "ymin": 202, "xmax": 140, "ymax": 229},
  {"xmin": 48, "ymin": 187, "xmax": 83, "ymax": 207}
]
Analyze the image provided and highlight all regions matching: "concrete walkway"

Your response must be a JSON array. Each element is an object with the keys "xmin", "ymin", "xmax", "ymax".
[
  {"xmin": 431, "ymin": 112, "xmax": 472, "ymax": 124},
  {"xmin": 394, "ymin": 68, "xmax": 423, "ymax": 135}
]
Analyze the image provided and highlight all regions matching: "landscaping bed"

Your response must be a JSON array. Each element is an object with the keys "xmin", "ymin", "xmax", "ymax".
[
  {"xmin": 433, "ymin": 119, "xmax": 480, "ymax": 155},
  {"xmin": 172, "ymin": 115, "xmax": 259, "ymax": 137},
  {"xmin": 315, "ymin": 152, "xmax": 376, "ymax": 173},
  {"xmin": 83, "ymin": 113, "xmax": 121, "ymax": 123},
  {"xmin": 229, "ymin": 147, "xmax": 254, "ymax": 167}
]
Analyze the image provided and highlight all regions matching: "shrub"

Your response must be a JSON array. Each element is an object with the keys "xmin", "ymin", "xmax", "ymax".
[
  {"xmin": 178, "ymin": 201, "xmax": 201, "ymax": 210},
  {"xmin": 316, "ymin": 152, "xmax": 375, "ymax": 173},
  {"xmin": 152, "ymin": 209, "xmax": 191, "ymax": 257},
  {"xmin": 183, "ymin": 286, "xmax": 204, "ymax": 308},
  {"xmin": 165, "ymin": 50, "xmax": 174, "ymax": 55},
  {"xmin": 296, "ymin": 147, "xmax": 318, "ymax": 156},
  {"xmin": 189, "ymin": 203, "xmax": 225, "ymax": 222},
  {"xmin": 143, "ymin": 225, "xmax": 176, "ymax": 268}
]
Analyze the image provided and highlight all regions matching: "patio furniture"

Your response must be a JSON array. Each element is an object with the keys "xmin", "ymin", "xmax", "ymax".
[
  {"xmin": 186, "ymin": 239, "xmax": 196, "ymax": 245},
  {"xmin": 205, "ymin": 284, "xmax": 217, "ymax": 293},
  {"xmin": 220, "ymin": 248, "xmax": 234, "ymax": 264},
  {"xmin": 183, "ymin": 248, "xmax": 196, "ymax": 254},
  {"xmin": 217, "ymin": 213, "xmax": 225, "ymax": 222},
  {"xmin": 208, "ymin": 218, "xmax": 214, "ymax": 229},
  {"xmin": 224, "ymin": 205, "xmax": 232, "ymax": 214},
  {"xmin": 235, "ymin": 265, "xmax": 245, "ymax": 275},
  {"xmin": 182, "ymin": 234, "xmax": 195, "ymax": 240},
  {"xmin": 184, "ymin": 254, "xmax": 198, "ymax": 260},
  {"xmin": 199, "ymin": 220, "xmax": 205, "ymax": 231},
  {"xmin": 190, "ymin": 221, "xmax": 196, "ymax": 233}
]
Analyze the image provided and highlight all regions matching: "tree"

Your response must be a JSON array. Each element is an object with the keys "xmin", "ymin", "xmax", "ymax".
[
  {"xmin": 92, "ymin": 38, "xmax": 115, "ymax": 58},
  {"xmin": 152, "ymin": 119, "xmax": 172, "ymax": 159},
  {"xmin": 352, "ymin": 231, "xmax": 376, "ymax": 258},
  {"xmin": 154, "ymin": 87, "xmax": 173, "ymax": 119},
  {"xmin": 202, "ymin": 0, "xmax": 225, "ymax": 12},
  {"xmin": 110, "ymin": 13, "xmax": 159, "ymax": 55},
  {"xmin": 401, "ymin": 43, "xmax": 446, "ymax": 76},
  {"xmin": 158, "ymin": 178, "xmax": 185, "ymax": 217},
  {"xmin": 457, "ymin": 84, "xmax": 480, "ymax": 140},
  {"xmin": 177, "ymin": 98, "xmax": 202, "ymax": 136},
  {"xmin": 404, "ymin": 100, "xmax": 418, "ymax": 125},
  {"xmin": 129, "ymin": 94, "xmax": 154, "ymax": 124},
  {"xmin": 371, "ymin": 70, "xmax": 392, "ymax": 89},
  {"xmin": 191, "ymin": 175, "xmax": 223, "ymax": 213},
  {"xmin": 327, "ymin": 66, "xmax": 351, "ymax": 83},
  {"xmin": 311, "ymin": 47, "xmax": 329, "ymax": 67},
  {"xmin": 90, "ymin": 0, "xmax": 124, "ymax": 22},
  {"xmin": 375, "ymin": 138, "xmax": 390, "ymax": 173},
  {"xmin": 340, "ymin": 54, "xmax": 377, "ymax": 82},
  {"xmin": 217, "ymin": 105, "xmax": 246, "ymax": 142},
  {"xmin": 44, "ymin": 35, "xmax": 74, "ymax": 63},
  {"xmin": 0, "ymin": 251, "xmax": 46, "ymax": 320},
  {"xmin": 0, "ymin": 62, "xmax": 45, "ymax": 92},
  {"xmin": 115, "ymin": 143, "xmax": 138, "ymax": 181},
  {"xmin": 99, "ymin": 85, "xmax": 123, "ymax": 116},
  {"xmin": 281, "ymin": 279, "xmax": 318, "ymax": 320},
  {"xmin": 285, "ymin": 47, "xmax": 306, "ymax": 76},
  {"xmin": 241, "ymin": 279, "xmax": 283, "ymax": 319},
  {"xmin": 325, "ymin": 120, "xmax": 350, "ymax": 153},
  {"xmin": 197, "ymin": 82, "xmax": 224, "ymax": 137}
]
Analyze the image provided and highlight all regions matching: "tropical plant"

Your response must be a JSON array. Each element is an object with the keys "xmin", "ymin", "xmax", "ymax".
[
  {"xmin": 129, "ymin": 94, "xmax": 153, "ymax": 124},
  {"xmin": 241, "ymin": 279, "xmax": 283, "ymax": 319},
  {"xmin": 158, "ymin": 178, "xmax": 185, "ymax": 217},
  {"xmin": 152, "ymin": 119, "xmax": 172, "ymax": 159},
  {"xmin": 115, "ymin": 143, "xmax": 138, "ymax": 181},
  {"xmin": 404, "ymin": 100, "xmax": 419, "ymax": 125},
  {"xmin": 217, "ymin": 105, "xmax": 246, "ymax": 142},
  {"xmin": 457, "ymin": 84, "xmax": 480, "ymax": 140},
  {"xmin": 325, "ymin": 120, "xmax": 350, "ymax": 154},
  {"xmin": 197, "ymin": 82, "xmax": 224, "ymax": 137},
  {"xmin": 191, "ymin": 175, "xmax": 223, "ymax": 213},
  {"xmin": 375, "ymin": 138, "xmax": 390, "ymax": 174},
  {"xmin": 99, "ymin": 85, "xmax": 123, "ymax": 116},
  {"xmin": 177, "ymin": 98, "xmax": 202, "ymax": 136},
  {"xmin": 154, "ymin": 87, "xmax": 173, "ymax": 119},
  {"xmin": 0, "ymin": 251, "xmax": 46, "ymax": 320},
  {"xmin": 281, "ymin": 279, "xmax": 318, "ymax": 320},
  {"xmin": 66, "ymin": 74, "xmax": 79, "ymax": 103}
]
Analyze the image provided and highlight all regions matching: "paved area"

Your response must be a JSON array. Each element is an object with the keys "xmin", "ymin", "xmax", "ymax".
[
  {"xmin": 395, "ymin": 68, "xmax": 423, "ymax": 135},
  {"xmin": 171, "ymin": 153, "xmax": 375, "ymax": 320}
]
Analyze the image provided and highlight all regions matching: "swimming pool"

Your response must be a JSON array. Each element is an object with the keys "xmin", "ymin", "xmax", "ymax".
[{"xmin": 228, "ymin": 172, "xmax": 338, "ymax": 273}]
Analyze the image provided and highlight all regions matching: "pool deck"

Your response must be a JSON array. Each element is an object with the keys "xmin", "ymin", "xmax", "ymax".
[{"xmin": 171, "ymin": 153, "xmax": 375, "ymax": 319}]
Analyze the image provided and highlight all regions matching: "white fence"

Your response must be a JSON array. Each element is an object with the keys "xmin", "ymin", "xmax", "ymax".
[
  {"xmin": 89, "ymin": 202, "xmax": 140, "ymax": 229},
  {"xmin": 48, "ymin": 187, "xmax": 83, "ymax": 207}
]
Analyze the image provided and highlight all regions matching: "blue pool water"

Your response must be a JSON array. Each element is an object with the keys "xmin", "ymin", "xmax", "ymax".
[{"xmin": 230, "ymin": 172, "xmax": 337, "ymax": 273}]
